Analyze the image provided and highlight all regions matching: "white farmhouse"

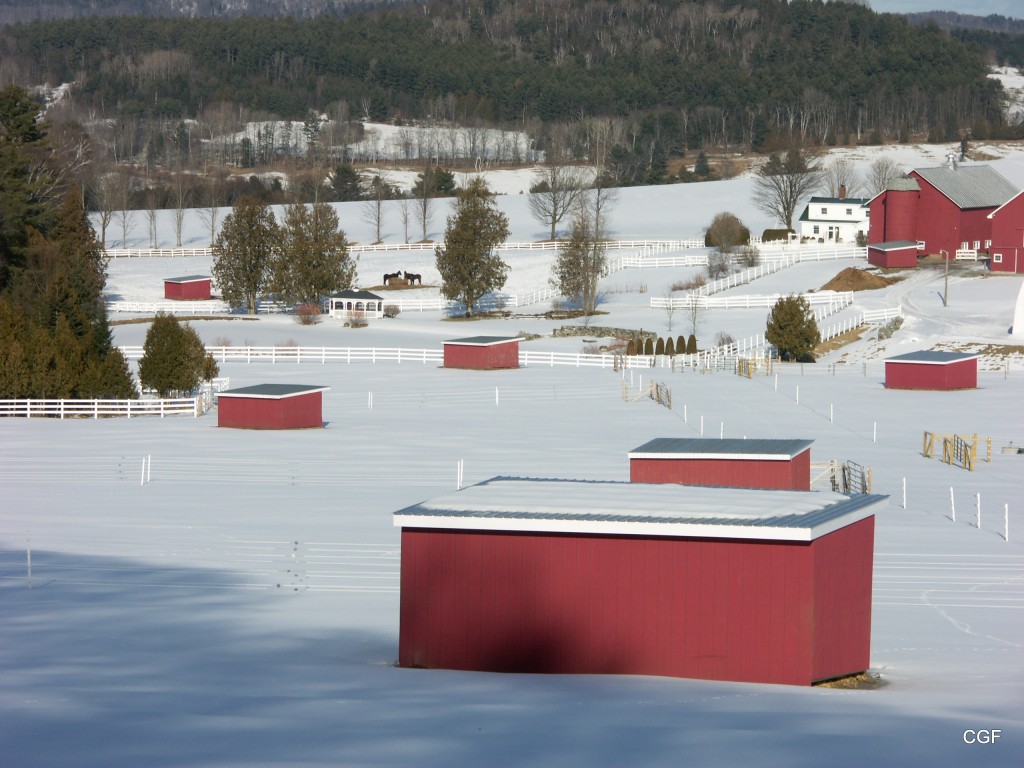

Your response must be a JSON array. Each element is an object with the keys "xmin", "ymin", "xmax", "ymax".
[{"xmin": 798, "ymin": 188, "xmax": 870, "ymax": 244}]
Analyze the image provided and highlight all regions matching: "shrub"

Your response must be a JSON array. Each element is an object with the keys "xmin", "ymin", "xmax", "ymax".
[
  {"xmin": 671, "ymin": 275, "xmax": 706, "ymax": 292},
  {"xmin": 213, "ymin": 336, "xmax": 232, "ymax": 347},
  {"xmin": 704, "ymin": 212, "xmax": 750, "ymax": 253},
  {"xmin": 707, "ymin": 252, "xmax": 731, "ymax": 279},
  {"xmin": 626, "ymin": 339, "xmax": 637, "ymax": 355},
  {"xmin": 737, "ymin": 244, "xmax": 760, "ymax": 268},
  {"xmin": 655, "ymin": 337, "xmax": 665, "ymax": 355},
  {"xmin": 765, "ymin": 294, "xmax": 821, "ymax": 361},
  {"xmin": 383, "ymin": 303, "xmax": 401, "ymax": 318},
  {"xmin": 715, "ymin": 331, "xmax": 736, "ymax": 347},
  {"xmin": 643, "ymin": 337, "xmax": 655, "ymax": 355},
  {"xmin": 676, "ymin": 335, "xmax": 686, "ymax": 354},
  {"xmin": 348, "ymin": 309, "xmax": 368, "ymax": 328},
  {"xmin": 664, "ymin": 337, "xmax": 675, "ymax": 356},
  {"xmin": 686, "ymin": 334, "xmax": 698, "ymax": 354},
  {"xmin": 761, "ymin": 228, "xmax": 793, "ymax": 243},
  {"xmin": 294, "ymin": 303, "xmax": 322, "ymax": 325}
]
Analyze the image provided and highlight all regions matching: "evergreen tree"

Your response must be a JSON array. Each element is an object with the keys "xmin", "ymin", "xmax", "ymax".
[
  {"xmin": 664, "ymin": 336, "xmax": 675, "ymax": 356},
  {"xmin": 765, "ymin": 294, "xmax": 821, "ymax": 361},
  {"xmin": 212, "ymin": 196, "xmax": 280, "ymax": 314},
  {"xmin": 273, "ymin": 202, "xmax": 355, "ymax": 306},
  {"xmin": 330, "ymin": 163, "xmax": 364, "ymax": 202},
  {"xmin": 138, "ymin": 313, "xmax": 219, "ymax": 397},
  {"xmin": 687, "ymin": 334, "xmax": 697, "ymax": 354},
  {"xmin": 655, "ymin": 337, "xmax": 665, "ymax": 355},
  {"xmin": 550, "ymin": 206, "xmax": 608, "ymax": 315},
  {"xmin": 435, "ymin": 178, "xmax": 510, "ymax": 316}
]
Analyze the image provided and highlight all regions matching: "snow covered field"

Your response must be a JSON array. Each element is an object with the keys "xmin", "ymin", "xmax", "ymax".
[{"xmin": 4, "ymin": 142, "xmax": 1024, "ymax": 767}]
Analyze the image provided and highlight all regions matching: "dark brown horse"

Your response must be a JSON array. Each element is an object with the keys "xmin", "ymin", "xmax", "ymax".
[
  {"xmin": 403, "ymin": 271, "xmax": 421, "ymax": 285},
  {"xmin": 383, "ymin": 271, "xmax": 401, "ymax": 286}
]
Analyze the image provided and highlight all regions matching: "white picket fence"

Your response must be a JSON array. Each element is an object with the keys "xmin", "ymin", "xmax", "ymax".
[
  {"xmin": 651, "ymin": 290, "xmax": 853, "ymax": 310},
  {"xmin": 0, "ymin": 398, "xmax": 200, "ymax": 418}
]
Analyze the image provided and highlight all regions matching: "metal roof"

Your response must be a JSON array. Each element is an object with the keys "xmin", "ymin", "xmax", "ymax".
[
  {"xmin": 885, "ymin": 176, "xmax": 921, "ymax": 192},
  {"xmin": 628, "ymin": 437, "xmax": 813, "ymax": 461},
  {"xmin": 912, "ymin": 165, "xmax": 1017, "ymax": 209},
  {"xmin": 164, "ymin": 275, "xmax": 210, "ymax": 283},
  {"xmin": 807, "ymin": 196, "xmax": 870, "ymax": 206},
  {"xmin": 218, "ymin": 383, "xmax": 330, "ymax": 399},
  {"xmin": 394, "ymin": 477, "xmax": 887, "ymax": 542},
  {"xmin": 329, "ymin": 290, "xmax": 383, "ymax": 300},
  {"xmin": 869, "ymin": 240, "xmax": 919, "ymax": 251},
  {"xmin": 445, "ymin": 336, "xmax": 522, "ymax": 346},
  {"xmin": 886, "ymin": 350, "xmax": 979, "ymax": 365}
]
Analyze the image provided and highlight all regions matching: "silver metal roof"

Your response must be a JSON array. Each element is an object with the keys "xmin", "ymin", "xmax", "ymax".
[
  {"xmin": 445, "ymin": 336, "xmax": 522, "ymax": 346},
  {"xmin": 164, "ymin": 275, "xmax": 210, "ymax": 283},
  {"xmin": 912, "ymin": 165, "xmax": 1017, "ymax": 209},
  {"xmin": 629, "ymin": 437, "xmax": 813, "ymax": 460},
  {"xmin": 869, "ymin": 240, "xmax": 919, "ymax": 251},
  {"xmin": 885, "ymin": 177, "xmax": 920, "ymax": 192},
  {"xmin": 394, "ymin": 477, "xmax": 887, "ymax": 542},
  {"xmin": 886, "ymin": 350, "xmax": 978, "ymax": 365}
]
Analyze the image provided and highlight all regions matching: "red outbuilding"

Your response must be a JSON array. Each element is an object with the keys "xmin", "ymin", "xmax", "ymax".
[
  {"xmin": 443, "ymin": 336, "xmax": 521, "ymax": 370},
  {"xmin": 885, "ymin": 351, "xmax": 978, "ymax": 390},
  {"xmin": 217, "ymin": 384, "xmax": 329, "ymax": 429},
  {"xmin": 867, "ymin": 240, "xmax": 919, "ymax": 269},
  {"xmin": 868, "ymin": 164, "xmax": 1018, "ymax": 259},
  {"xmin": 164, "ymin": 275, "xmax": 212, "ymax": 300},
  {"xmin": 987, "ymin": 189, "xmax": 1024, "ymax": 273},
  {"xmin": 395, "ymin": 477, "xmax": 887, "ymax": 686},
  {"xmin": 629, "ymin": 437, "xmax": 813, "ymax": 490}
]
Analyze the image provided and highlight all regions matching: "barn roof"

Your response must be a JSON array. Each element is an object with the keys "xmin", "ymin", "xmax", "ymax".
[
  {"xmin": 628, "ymin": 437, "xmax": 813, "ymax": 461},
  {"xmin": 394, "ymin": 477, "xmax": 887, "ymax": 542},
  {"xmin": 444, "ymin": 336, "xmax": 522, "ymax": 346},
  {"xmin": 869, "ymin": 240, "xmax": 919, "ymax": 251},
  {"xmin": 885, "ymin": 350, "xmax": 979, "ymax": 365},
  {"xmin": 164, "ymin": 275, "xmax": 211, "ymax": 283},
  {"xmin": 911, "ymin": 165, "xmax": 1017, "ymax": 210},
  {"xmin": 218, "ymin": 384, "xmax": 330, "ymax": 399}
]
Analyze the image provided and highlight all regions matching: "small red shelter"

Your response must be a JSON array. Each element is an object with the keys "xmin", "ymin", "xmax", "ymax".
[
  {"xmin": 443, "ymin": 336, "xmax": 521, "ymax": 370},
  {"xmin": 629, "ymin": 437, "xmax": 813, "ymax": 490},
  {"xmin": 867, "ymin": 241, "xmax": 919, "ymax": 269},
  {"xmin": 395, "ymin": 477, "xmax": 886, "ymax": 686},
  {"xmin": 217, "ymin": 384, "xmax": 329, "ymax": 429},
  {"xmin": 164, "ymin": 275, "xmax": 212, "ymax": 300},
  {"xmin": 885, "ymin": 351, "xmax": 978, "ymax": 390}
]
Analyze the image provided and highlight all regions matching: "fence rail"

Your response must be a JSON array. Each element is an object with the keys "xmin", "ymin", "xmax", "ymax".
[
  {"xmin": 0, "ymin": 398, "xmax": 199, "ymax": 418},
  {"xmin": 652, "ymin": 290, "xmax": 854, "ymax": 310}
]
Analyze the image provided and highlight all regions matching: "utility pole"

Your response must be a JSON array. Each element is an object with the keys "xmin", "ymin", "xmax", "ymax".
[{"xmin": 940, "ymin": 249, "xmax": 949, "ymax": 307}]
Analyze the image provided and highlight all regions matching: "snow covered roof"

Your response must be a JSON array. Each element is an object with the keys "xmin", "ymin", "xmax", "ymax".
[
  {"xmin": 394, "ymin": 477, "xmax": 886, "ymax": 542},
  {"xmin": 806, "ymin": 196, "xmax": 870, "ymax": 206},
  {"xmin": 911, "ymin": 165, "xmax": 1017, "ymax": 209},
  {"xmin": 885, "ymin": 176, "xmax": 921, "ymax": 193},
  {"xmin": 628, "ymin": 437, "xmax": 813, "ymax": 461},
  {"xmin": 330, "ymin": 290, "xmax": 383, "ymax": 301},
  {"xmin": 445, "ymin": 336, "xmax": 522, "ymax": 346},
  {"xmin": 885, "ymin": 351, "xmax": 979, "ymax": 365},
  {"xmin": 218, "ymin": 384, "xmax": 330, "ymax": 399},
  {"xmin": 164, "ymin": 275, "xmax": 210, "ymax": 283},
  {"xmin": 869, "ymin": 240, "xmax": 919, "ymax": 251}
]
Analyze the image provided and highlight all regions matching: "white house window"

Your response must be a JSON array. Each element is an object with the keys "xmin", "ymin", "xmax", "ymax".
[
  {"xmin": 821, "ymin": 207, "xmax": 828, "ymax": 214},
  {"xmin": 993, "ymin": 252, "xmax": 1003, "ymax": 263},
  {"xmin": 846, "ymin": 208, "xmax": 852, "ymax": 215},
  {"xmin": 813, "ymin": 225, "xmax": 820, "ymax": 235}
]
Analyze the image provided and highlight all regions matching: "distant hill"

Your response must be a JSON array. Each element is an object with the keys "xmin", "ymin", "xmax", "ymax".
[{"xmin": 907, "ymin": 11, "xmax": 1024, "ymax": 34}]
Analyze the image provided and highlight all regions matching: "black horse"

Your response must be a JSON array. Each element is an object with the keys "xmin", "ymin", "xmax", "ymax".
[
  {"xmin": 383, "ymin": 271, "xmax": 401, "ymax": 286},
  {"xmin": 404, "ymin": 271, "xmax": 421, "ymax": 285}
]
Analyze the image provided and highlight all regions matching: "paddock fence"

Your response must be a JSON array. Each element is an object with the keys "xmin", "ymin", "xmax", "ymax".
[{"xmin": 0, "ymin": 397, "xmax": 201, "ymax": 419}]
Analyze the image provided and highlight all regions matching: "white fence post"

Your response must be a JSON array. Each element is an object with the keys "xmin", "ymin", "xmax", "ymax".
[
  {"xmin": 950, "ymin": 487, "xmax": 956, "ymax": 522},
  {"xmin": 1005, "ymin": 504, "xmax": 1010, "ymax": 542},
  {"xmin": 976, "ymin": 492, "xmax": 981, "ymax": 529},
  {"xmin": 902, "ymin": 477, "xmax": 906, "ymax": 509}
]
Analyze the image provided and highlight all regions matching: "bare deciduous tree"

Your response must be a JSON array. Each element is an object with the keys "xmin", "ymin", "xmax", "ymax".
[
  {"xmin": 820, "ymin": 158, "xmax": 861, "ymax": 197},
  {"xmin": 528, "ymin": 164, "xmax": 586, "ymax": 240},
  {"xmin": 752, "ymin": 148, "xmax": 821, "ymax": 230},
  {"xmin": 868, "ymin": 156, "xmax": 901, "ymax": 197}
]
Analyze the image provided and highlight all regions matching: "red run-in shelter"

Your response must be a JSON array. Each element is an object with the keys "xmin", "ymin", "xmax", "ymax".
[
  {"xmin": 885, "ymin": 351, "xmax": 978, "ymax": 391},
  {"xmin": 217, "ymin": 384, "xmax": 329, "ymax": 429},
  {"xmin": 443, "ymin": 336, "xmax": 521, "ymax": 370},
  {"xmin": 867, "ymin": 241, "xmax": 919, "ymax": 269},
  {"xmin": 629, "ymin": 437, "xmax": 813, "ymax": 490},
  {"xmin": 163, "ymin": 275, "xmax": 212, "ymax": 300},
  {"xmin": 395, "ymin": 477, "xmax": 887, "ymax": 686}
]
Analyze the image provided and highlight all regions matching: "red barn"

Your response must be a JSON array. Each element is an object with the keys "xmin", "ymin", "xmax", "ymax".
[
  {"xmin": 443, "ymin": 336, "xmax": 521, "ymax": 370},
  {"xmin": 868, "ymin": 164, "xmax": 1017, "ymax": 259},
  {"xmin": 987, "ymin": 189, "xmax": 1024, "ymax": 273},
  {"xmin": 395, "ymin": 477, "xmax": 886, "ymax": 686},
  {"xmin": 164, "ymin": 275, "xmax": 212, "ymax": 300},
  {"xmin": 885, "ymin": 351, "xmax": 978, "ymax": 390},
  {"xmin": 217, "ymin": 384, "xmax": 329, "ymax": 429},
  {"xmin": 867, "ymin": 240, "xmax": 919, "ymax": 269},
  {"xmin": 629, "ymin": 437, "xmax": 812, "ymax": 490}
]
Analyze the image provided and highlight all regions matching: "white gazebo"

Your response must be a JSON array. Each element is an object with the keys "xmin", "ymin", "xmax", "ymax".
[{"xmin": 328, "ymin": 290, "xmax": 385, "ymax": 321}]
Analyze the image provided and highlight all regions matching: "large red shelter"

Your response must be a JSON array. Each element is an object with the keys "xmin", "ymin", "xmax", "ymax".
[
  {"xmin": 885, "ymin": 351, "xmax": 978, "ymax": 390},
  {"xmin": 443, "ymin": 336, "xmax": 521, "ymax": 370},
  {"xmin": 164, "ymin": 275, "xmax": 212, "ymax": 300},
  {"xmin": 217, "ymin": 384, "xmax": 329, "ymax": 429},
  {"xmin": 629, "ymin": 437, "xmax": 813, "ymax": 490},
  {"xmin": 395, "ymin": 477, "xmax": 886, "ymax": 686}
]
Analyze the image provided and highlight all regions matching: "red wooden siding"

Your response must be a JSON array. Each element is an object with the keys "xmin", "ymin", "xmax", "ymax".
[
  {"xmin": 989, "ymin": 193, "xmax": 1024, "ymax": 274},
  {"xmin": 812, "ymin": 516, "xmax": 875, "ymax": 681},
  {"xmin": 629, "ymin": 450, "xmax": 810, "ymax": 490},
  {"xmin": 218, "ymin": 392, "xmax": 323, "ymax": 429},
  {"xmin": 399, "ymin": 523, "xmax": 873, "ymax": 686},
  {"xmin": 867, "ymin": 246, "xmax": 917, "ymax": 268},
  {"xmin": 443, "ymin": 341, "xmax": 519, "ymax": 370},
  {"xmin": 885, "ymin": 360, "xmax": 977, "ymax": 390},
  {"xmin": 878, "ymin": 189, "xmax": 919, "ymax": 243},
  {"xmin": 164, "ymin": 279, "xmax": 211, "ymax": 300}
]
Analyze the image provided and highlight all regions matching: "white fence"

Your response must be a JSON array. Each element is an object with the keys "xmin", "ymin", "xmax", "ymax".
[
  {"xmin": 107, "ymin": 300, "xmax": 230, "ymax": 315},
  {"xmin": 0, "ymin": 398, "xmax": 199, "ymax": 418},
  {"xmin": 652, "ymin": 290, "xmax": 853, "ymax": 310},
  {"xmin": 105, "ymin": 248, "xmax": 213, "ymax": 258},
  {"xmin": 120, "ymin": 346, "xmax": 445, "ymax": 365}
]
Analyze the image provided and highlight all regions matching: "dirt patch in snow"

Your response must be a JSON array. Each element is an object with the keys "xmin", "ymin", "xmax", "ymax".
[{"xmin": 821, "ymin": 267, "xmax": 903, "ymax": 292}]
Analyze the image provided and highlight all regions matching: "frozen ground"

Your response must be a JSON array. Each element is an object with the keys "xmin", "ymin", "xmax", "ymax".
[{"xmin": 4, "ymin": 142, "xmax": 1024, "ymax": 767}]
